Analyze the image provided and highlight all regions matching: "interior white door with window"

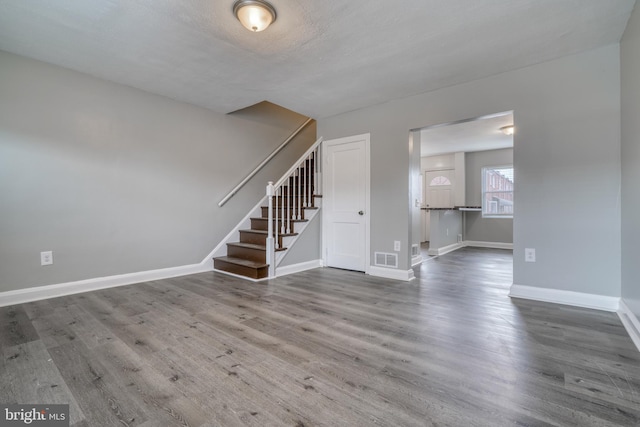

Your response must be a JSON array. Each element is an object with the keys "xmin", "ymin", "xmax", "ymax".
[
  {"xmin": 323, "ymin": 134, "xmax": 370, "ymax": 272},
  {"xmin": 423, "ymin": 170, "xmax": 454, "ymax": 241},
  {"xmin": 424, "ymin": 170, "xmax": 454, "ymax": 208}
]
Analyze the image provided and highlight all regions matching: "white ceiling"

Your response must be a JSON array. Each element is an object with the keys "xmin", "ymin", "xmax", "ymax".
[
  {"xmin": 421, "ymin": 112, "xmax": 514, "ymax": 157},
  {"xmin": 0, "ymin": 1, "xmax": 635, "ymax": 118}
]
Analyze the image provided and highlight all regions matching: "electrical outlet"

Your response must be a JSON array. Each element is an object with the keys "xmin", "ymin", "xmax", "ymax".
[
  {"xmin": 525, "ymin": 248, "xmax": 536, "ymax": 263},
  {"xmin": 393, "ymin": 241, "xmax": 401, "ymax": 251},
  {"xmin": 41, "ymin": 251, "xmax": 53, "ymax": 266}
]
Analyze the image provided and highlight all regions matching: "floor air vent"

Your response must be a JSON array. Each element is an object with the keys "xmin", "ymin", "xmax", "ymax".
[{"xmin": 374, "ymin": 252, "xmax": 398, "ymax": 268}]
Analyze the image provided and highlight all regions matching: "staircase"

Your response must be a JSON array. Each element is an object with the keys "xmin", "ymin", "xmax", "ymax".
[{"xmin": 213, "ymin": 142, "xmax": 322, "ymax": 280}]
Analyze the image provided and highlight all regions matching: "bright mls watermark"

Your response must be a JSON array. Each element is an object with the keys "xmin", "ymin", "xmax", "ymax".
[{"xmin": 1, "ymin": 405, "xmax": 69, "ymax": 426}]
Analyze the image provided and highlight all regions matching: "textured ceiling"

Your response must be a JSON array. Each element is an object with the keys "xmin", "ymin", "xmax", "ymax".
[
  {"xmin": 0, "ymin": 0, "xmax": 635, "ymax": 118},
  {"xmin": 421, "ymin": 113, "xmax": 514, "ymax": 157}
]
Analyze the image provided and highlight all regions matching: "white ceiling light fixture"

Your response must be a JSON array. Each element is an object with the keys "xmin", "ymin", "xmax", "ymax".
[
  {"xmin": 233, "ymin": 0, "xmax": 277, "ymax": 32},
  {"xmin": 500, "ymin": 125, "xmax": 515, "ymax": 135}
]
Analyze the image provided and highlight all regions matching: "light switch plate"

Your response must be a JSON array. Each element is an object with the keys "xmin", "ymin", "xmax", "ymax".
[
  {"xmin": 41, "ymin": 251, "xmax": 53, "ymax": 266},
  {"xmin": 525, "ymin": 248, "xmax": 536, "ymax": 263}
]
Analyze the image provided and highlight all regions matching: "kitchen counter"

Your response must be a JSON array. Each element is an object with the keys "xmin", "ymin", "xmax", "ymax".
[{"xmin": 421, "ymin": 206, "xmax": 481, "ymax": 211}]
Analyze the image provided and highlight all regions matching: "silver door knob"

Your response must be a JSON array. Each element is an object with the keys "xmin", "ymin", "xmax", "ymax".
[{"xmin": 358, "ymin": 211, "xmax": 364, "ymax": 215}]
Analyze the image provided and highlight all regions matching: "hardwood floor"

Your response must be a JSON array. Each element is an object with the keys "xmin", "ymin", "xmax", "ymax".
[{"xmin": 1, "ymin": 247, "xmax": 639, "ymax": 426}]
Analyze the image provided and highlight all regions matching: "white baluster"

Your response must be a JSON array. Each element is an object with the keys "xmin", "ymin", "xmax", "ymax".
[
  {"xmin": 302, "ymin": 161, "xmax": 307, "ymax": 208},
  {"xmin": 292, "ymin": 170, "xmax": 297, "ymax": 221},
  {"xmin": 287, "ymin": 178, "xmax": 291, "ymax": 234},
  {"xmin": 266, "ymin": 181, "xmax": 275, "ymax": 278}
]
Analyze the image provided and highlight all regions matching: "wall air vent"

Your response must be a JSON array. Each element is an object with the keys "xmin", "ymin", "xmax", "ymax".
[{"xmin": 374, "ymin": 252, "xmax": 398, "ymax": 268}]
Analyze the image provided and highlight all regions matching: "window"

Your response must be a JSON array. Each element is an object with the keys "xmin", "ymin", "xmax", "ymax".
[
  {"xmin": 429, "ymin": 176, "xmax": 451, "ymax": 186},
  {"xmin": 482, "ymin": 166, "xmax": 514, "ymax": 218}
]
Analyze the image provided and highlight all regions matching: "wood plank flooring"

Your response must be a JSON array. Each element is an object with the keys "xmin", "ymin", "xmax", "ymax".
[{"xmin": 1, "ymin": 247, "xmax": 639, "ymax": 426}]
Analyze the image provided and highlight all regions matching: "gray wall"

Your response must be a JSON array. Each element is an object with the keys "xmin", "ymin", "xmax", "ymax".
[
  {"xmin": 430, "ymin": 210, "xmax": 462, "ymax": 252},
  {"xmin": 279, "ymin": 213, "xmax": 321, "ymax": 267},
  {"xmin": 319, "ymin": 45, "xmax": 621, "ymax": 297},
  {"xmin": 0, "ymin": 51, "xmax": 317, "ymax": 292},
  {"xmin": 465, "ymin": 148, "xmax": 513, "ymax": 243},
  {"xmin": 621, "ymin": 5, "xmax": 640, "ymax": 318}
]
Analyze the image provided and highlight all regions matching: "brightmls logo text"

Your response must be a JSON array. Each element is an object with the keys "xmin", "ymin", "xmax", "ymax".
[
  {"xmin": 4, "ymin": 407, "xmax": 46, "ymax": 424},
  {"xmin": 1, "ymin": 405, "xmax": 69, "ymax": 426}
]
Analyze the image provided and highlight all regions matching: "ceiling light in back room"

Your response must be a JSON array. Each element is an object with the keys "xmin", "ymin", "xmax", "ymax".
[
  {"xmin": 500, "ymin": 125, "xmax": 515, "ymax": 135},
  {"xmin": 233, "ymin": 0, "xmax": 277, "ymax": 32}
]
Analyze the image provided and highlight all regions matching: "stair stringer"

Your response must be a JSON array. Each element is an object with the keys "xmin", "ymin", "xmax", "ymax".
[
  {"xmin": 208, "ymin": 195, "xmax": 267, "ymax": 260},
  {"xmin": 274, "ymin": 202, "xmax": 322, "ymax": 272}
]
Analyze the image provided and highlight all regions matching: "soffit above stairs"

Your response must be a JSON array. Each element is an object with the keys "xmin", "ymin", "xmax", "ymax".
[{"xmin": 0, "ymin": 0, "xmax": 635, "ymax": 119}]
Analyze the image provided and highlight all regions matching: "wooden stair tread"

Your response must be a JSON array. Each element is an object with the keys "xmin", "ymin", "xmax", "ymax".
[
  {"xmin": 214, "ymin": 166, "xmax": 320, "ymax": 279},
  {"xmin": 214, "ymin": 256, "xmax": 268, "ymax": 269},
  {"xmin": 251, "ymin": 217, "xmax": 308, "ymax": 223},
  {"xmin": 240, "ymin": 229, "xmax": 298, "ymax": 237},
  {"xmin": 227, "ymin": 242, "xmax": 286, "ymax": 252}
]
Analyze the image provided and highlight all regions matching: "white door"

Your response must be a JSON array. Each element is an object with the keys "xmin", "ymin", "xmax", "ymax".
[
  {"xmin": 323, "ymin": 134, "xmax": 370, "ymax": 272},
  {"xmin": 424, "ymin": 170, "xmax": 454, "ymax": 208},
  {"xmin": 423, "ymin": 170, "xmax": 454, "ymax": 242}
]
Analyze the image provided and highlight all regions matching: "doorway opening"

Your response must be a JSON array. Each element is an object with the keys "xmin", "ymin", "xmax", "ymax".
[{"xmin": 411, "ymin": 111, "xmax": 514, "ymax": 263}]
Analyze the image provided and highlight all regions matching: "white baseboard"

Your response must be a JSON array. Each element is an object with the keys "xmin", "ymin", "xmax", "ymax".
[
  {"xmin": 411, "ymin": 255, "xmax": 423, "ymax": 267},
  {"xmin": 427, "ymin": 242, "xmax": 464, "ymax": 257},
  {"xmin": 465, "ymin": 241, "xmax": 513, "ymax": 250},
  {"xmin": 509, "ymin": 284, "xmax": 620, "ymax": 312},
  {"xmin": 618, "ymin": 300, "xmax": 640, "ymax": 352},
  {"xmin": 0, "ymin": 262, "xmax": 214, "ymax": 308},
  {"xmin": 369, "ymin": 266, "xmax": 415, "ymax": 281},
  {"xmin": 212, "ymin": 268, "xmax": 265, "ymax": 282},
  {"xmin": 276, "ymin": 259, "xmax": 323, "ymax": 277}
]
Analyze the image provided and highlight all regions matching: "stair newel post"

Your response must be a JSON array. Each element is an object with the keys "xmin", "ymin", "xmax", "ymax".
[
  {"xmin": 296, "ymin": 167, "xmax": 304, "ymax": 219},
  {"xmin": 275, "ymin": 185, "xmax": 280, "ymax": 249},
  {"xmin": 280, "ymin": 186, "xmax": 285, "ymax": 236},
  {"xmin": 266, "ymin": 181, "xmax": 276, "ymax": 278},
  {"xmin": 308, "ymin": 152, "xmax": 313, "ymax": 207}
]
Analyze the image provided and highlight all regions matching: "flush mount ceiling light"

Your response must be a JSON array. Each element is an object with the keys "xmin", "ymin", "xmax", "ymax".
[
  {"xmin": 233, "ymin": 0, "xmax": 277, "ymax": 32},
  {"xmin": 500, "ymin": 125, "xmax": 515, "ymax": 135}
]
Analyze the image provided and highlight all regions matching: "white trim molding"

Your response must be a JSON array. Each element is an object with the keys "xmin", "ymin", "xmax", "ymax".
[
  {"xmin": 618, "ymin": 300, "xmax": 640, "ymax": 352},
  {"xmin": 509, "ymin": 284, "xmax": 620, "ymax": 312},
  {"xmin": 212, "ymin": 268, "xmax": 265, "ymax": 283},
  {"xmin": 276, "ymin": 260, "xmax": 323, "ymax": 277},
  {"xmin": 465, "ymin": 241, "xmax": 513, "ymax": 250},
  {"xmin": 0, "ymin": 262, "xmax": 213, "ymax": 308},
  {"xmin": 322, "ymin": 133, "xmax": 371, "ymax": 276},
  {"xmin": 369, "ymin": 266, "xmax": 415, "ymax": 282},
  {"xmin": 427, "ymin": 242, "xmax": 464, "ymax": 257},
  {"xmin": 411, "ymin": 255, "xmax": 423, "ymax": 267},
  {"xmin": 424, "ymin": 241, "xmax": 514, "ymax": 258}
]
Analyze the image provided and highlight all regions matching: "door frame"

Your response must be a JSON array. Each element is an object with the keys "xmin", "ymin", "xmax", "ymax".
[{"xmin": 322, "ymin": 133, "xmax": 371, "ymax": 274}]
